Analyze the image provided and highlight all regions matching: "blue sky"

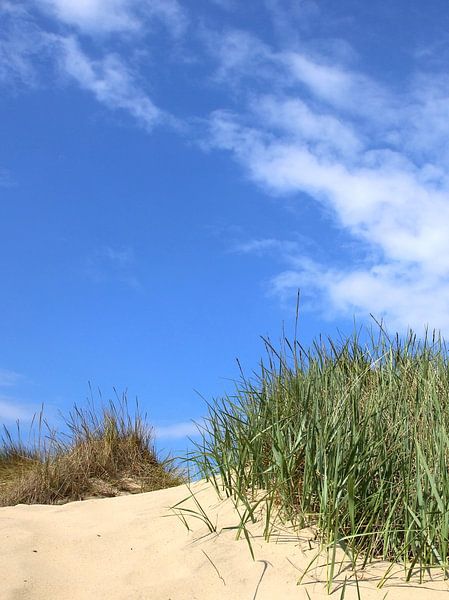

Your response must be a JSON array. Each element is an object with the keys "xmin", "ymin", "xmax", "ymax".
[{"xmin": 2, "ymin": 0, "xmax": 449, "ymax": 453}]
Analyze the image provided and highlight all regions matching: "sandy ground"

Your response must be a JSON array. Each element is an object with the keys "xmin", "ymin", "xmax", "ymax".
[{"xmin": 1, "ymin": 481, "xmax": 448, "ymax": 599}]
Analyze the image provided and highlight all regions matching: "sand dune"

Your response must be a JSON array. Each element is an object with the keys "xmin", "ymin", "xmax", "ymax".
[{"xmin": 1, "ymin": 482, "xmax": 448, "ymax": 599}]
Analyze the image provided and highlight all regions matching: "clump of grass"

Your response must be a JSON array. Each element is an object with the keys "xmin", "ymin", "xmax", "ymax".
[
  {"xmin": 0, "ymin": 392, "xmax": 183, "ymax": 506},
  {"xmin": 191, "ymin": 317, "xmax": 449, "ymax": 583}
]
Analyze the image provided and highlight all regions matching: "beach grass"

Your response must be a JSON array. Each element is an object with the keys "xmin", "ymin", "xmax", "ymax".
[
  {"xmin": 190, "ymin": 316, "xmax": 449, "ymax": 584},
  {"xmin": 0, "ymin": 393, "xmax": 183, "ymax": 506},
  {"xmin": 3, "ymin": 315, "xmax": 449, "ymax": 592}
]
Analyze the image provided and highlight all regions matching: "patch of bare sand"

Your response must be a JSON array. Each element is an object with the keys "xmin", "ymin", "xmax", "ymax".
[{"xmin": 1, "ymin": 481, "xmax": 448, "ymax": 599}]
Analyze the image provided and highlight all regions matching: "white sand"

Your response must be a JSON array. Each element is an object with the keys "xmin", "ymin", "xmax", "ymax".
[{"xmin": 1, "ymin": 481, "xmax": 448, "ymax": 599}]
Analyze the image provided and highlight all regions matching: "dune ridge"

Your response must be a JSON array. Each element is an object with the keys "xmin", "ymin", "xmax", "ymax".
[{"xmin": 1, "ymin": 481, "xmax": 448, "ymax": 600}]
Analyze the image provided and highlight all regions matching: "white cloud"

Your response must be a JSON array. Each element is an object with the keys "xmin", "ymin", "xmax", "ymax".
[
  {"xmin": 269, "ymin": 262, "xmax": 449, "ymax": 333},
  {"xmin": 38, "ymin": 0, "xmax": 140, "ymax": 33},
  {"xmin": 154, "ymin": 421, "xmax": 200, "ymax": 440},
  {"xmin": 286, "ymin": 53, "xmax": 352, "ymax": 99},
  {"xmin": 280, "ymin": 52, "xmax": 397, "ymax": 126},
  {"xmin": 207, "ymin": 29, "xmax": 394, "ymax": 123},
  {"xmin": 36, "ymin": 0, "xmax": 187, "ymax": 36},
  {"xmin": 4, "ymin": 4, "xmax": 449, "ymax": 335},
  {"xmin": 0, "ymin": 8, "xmax": 177, "ymax": 131},
  {"xmin": 206, "ymin": 36, "xmax": 449, "ymax": 334},
  {"xmin": 58, "ymin": 36, "xmax": 166, "ymax": 130},
  {"xmin": 0, "ymin": 1, "xmax": 184, "ymax": 134},
  {"xmin": 252, "ymin": 96, "xmax": 362, "ymax": 158}
]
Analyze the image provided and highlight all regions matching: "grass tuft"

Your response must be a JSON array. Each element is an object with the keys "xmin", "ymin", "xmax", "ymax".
[
  {"xmin": 190, "ymin": 316, "xmax": 449, "ymax": 584},
  {"xmin": 0, "ymin": 392, "xmax": 183, "ymax": 506}
]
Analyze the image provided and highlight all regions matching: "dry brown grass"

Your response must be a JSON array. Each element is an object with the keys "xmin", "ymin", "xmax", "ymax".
[{"xmin": 0, "ymin": 395, "xmax": 184, "ymax": 506}]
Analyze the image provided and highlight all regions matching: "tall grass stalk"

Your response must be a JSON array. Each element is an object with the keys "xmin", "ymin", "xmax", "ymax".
[{"xmin": 191, "ymin": 319, "xmax": 449, "ymax": 585}]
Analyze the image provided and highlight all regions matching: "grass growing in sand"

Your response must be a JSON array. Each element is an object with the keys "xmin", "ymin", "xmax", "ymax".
[
  {"xmin": 0, "ymin": 392, "xmax": 183, "ymax": 506},
  {"xmin": 190, "ymin": 313, "xmax": 449, "ymax": 585}
]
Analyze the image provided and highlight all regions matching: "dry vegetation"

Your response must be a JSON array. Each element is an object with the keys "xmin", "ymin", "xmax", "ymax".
[{"xmin": 0, "ymin": 395, "xmax": 184, "ymax": 506}]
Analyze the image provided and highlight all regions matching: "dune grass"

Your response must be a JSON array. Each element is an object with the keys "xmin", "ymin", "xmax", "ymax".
[
  {"xmin": 0, "ymin": 393, "xmax": 183, "ymax": 506},
  {"xmin": 190, "ymin": 317, "xmax": 449, "ymax": 584},
  {"xmin": 3, "ymin": 316, "xmax": 449, "ymax": 591}
]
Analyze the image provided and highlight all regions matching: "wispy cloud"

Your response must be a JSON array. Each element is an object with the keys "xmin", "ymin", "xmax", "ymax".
[
  {"xmin": 101, "ymin": 246, "xmax": 134, "ymax": 268},
  {"xmin": 204, "ymin": 29, "xmax": 274, "ymax": 88},
  {"xmin": 0, "ymin": 369, "xmax": 22, "ymax": 387},
  {"xmin": 4, "ymin": 3, "xmax": 449, "ymax": 334},
  {"xmin": 233, "ymin": 237, "xmax": 305, "ymax": 262},
  {"xmin": 0, "ymin": 2, "xmax": 50, "ymax": 88},
  {"xmin": 37, "ymin": 0, "xmax": 140, "ymax": 34},
  {"xmin": 36, "ymin": 0, "xmax": 187, "ymax": 36},
  {"xmin": 0, "ymin": 4, "xmax": 179, "ymax": 131},
  {"xmin": 206, "ymin": 31, "xmax": 449, "ymax": 333},
  {"xmin": 0, "ymin": 396, "xmax": 34, "ymax": 422},
  {"xmin": 58, "ymin": 36, "xmax": 168, "ymax": 131},
  {"xmin": 86, "ymin": 245, "xmax": 141, "ymax": 289},
  {"xmin": 154, "ymin": 421, "xmax": 200, "ymax": 440},
  {"xmin": 282, "ymin": 52, "xmax": 395, "ymax": 122}
]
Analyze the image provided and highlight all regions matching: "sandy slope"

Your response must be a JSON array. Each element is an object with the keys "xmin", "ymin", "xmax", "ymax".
[{"xmin": 1, "ymin": 481, "xmax": 448, "ymax": 599}]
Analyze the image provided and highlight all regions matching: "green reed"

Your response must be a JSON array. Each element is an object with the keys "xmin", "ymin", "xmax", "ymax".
[{"xmin": 191, "ymin": 321, "xmax": 449, "ymax": 583}]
